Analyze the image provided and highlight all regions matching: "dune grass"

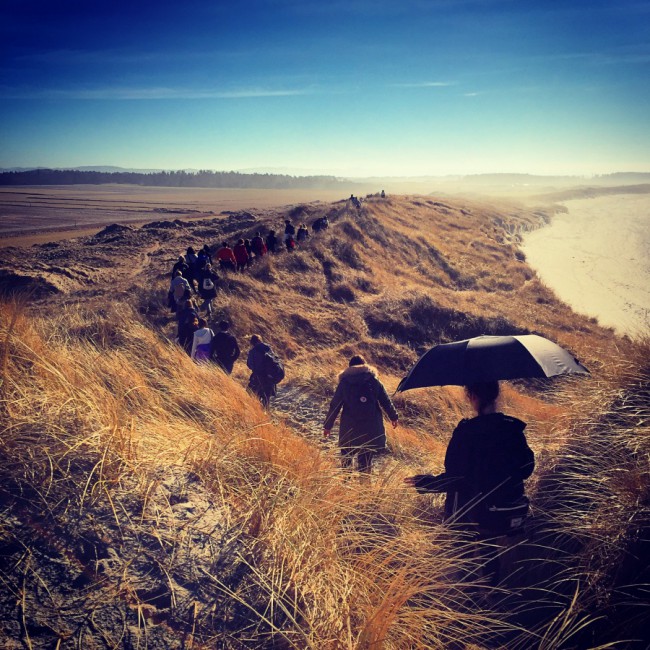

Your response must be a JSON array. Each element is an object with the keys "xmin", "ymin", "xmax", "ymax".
[{"xmin": 1, "ymin": 194, "xmax": 648, "ymax": 648}]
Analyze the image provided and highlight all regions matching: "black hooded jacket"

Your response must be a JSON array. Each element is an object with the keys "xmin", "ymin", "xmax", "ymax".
[{"xmin": 414, "ymin": 413, "xmax": 534, "ymax": 524}]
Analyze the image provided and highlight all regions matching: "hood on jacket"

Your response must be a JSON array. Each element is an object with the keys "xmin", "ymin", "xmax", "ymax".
[
  {"xmin": 193, "ymin": 327, "xmax": 213, "ymax": 342},
  {"xmin": 338, "ymin": 363, "xmax": 378, "ymax": 383}
]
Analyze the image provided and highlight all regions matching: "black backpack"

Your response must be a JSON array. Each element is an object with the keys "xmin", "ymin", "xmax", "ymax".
[
  {"xmin": 262, "ymin": 350, "xmax": 285, "ymax": 384},
  {"xmin": 344, "ymin": 377, "xmax": 377, "ymax": 415}
]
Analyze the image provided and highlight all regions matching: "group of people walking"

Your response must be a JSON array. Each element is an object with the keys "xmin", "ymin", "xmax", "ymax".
[
  {"xmin": 166, "ymin": 208, "xmax": 535, "ymax": 580},
  {"xmin": 167, "ymin": 215, "xmax": 334, "ymax": 405}
]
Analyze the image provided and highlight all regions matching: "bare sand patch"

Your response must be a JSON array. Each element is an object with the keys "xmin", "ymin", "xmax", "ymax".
[{"xmin": 522, "ymin": 194, "xmax": 650, "ymax": 335}]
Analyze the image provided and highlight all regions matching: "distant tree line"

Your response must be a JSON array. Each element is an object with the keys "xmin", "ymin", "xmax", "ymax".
[{"xmin": 0, "ymin": 168, "xmax": 345, "ymax": 190}]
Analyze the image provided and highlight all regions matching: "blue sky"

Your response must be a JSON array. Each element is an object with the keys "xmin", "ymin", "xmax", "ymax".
[{"xmin": 1, "ymin": 0, "xmax": 649, "ymax": 176}]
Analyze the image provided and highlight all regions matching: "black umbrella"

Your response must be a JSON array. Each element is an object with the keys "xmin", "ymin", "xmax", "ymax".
[{"xmin": 397, "ymin": 334, "xmax": 589, "ymax": 391}]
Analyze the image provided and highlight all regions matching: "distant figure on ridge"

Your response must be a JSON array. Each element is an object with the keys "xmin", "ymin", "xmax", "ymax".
[
  {"xmin": 247, "ymin": 334, "xmax": 284, "ymax": 408},
  {"xmin": 266, "ymin": 229, "xmax": 278, "ymax": 254},
  {"xmin": 285, "ymin": 234, "xmax": 296, "ymax": 252},
  {"xmin": 284, "ymin": 219, "xmax": 296, "ymax": 244},
  {"xmin": 323, "ymin": 355, "xmax": 398, "ymax": 476},
  {"xmin": 234, "ymin": 238, "xmax": 249, "ymax": 272},
  {"xmin": 251, "ymin": 232, "xmax": 267, "ymax": 258},
  {"xmin": 244, "ymin": 239, "xmax": 254, "ymax": 267},
  {"xmin": 297, "ymin": 223, "xmax": 310, "ymax": 242},
  {"xmin": 210, "ymin": 320, "xmax": 241, "ymax": 374}
]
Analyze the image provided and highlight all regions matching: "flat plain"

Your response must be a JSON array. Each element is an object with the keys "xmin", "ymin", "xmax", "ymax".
[{"xmin": 0, "ymin": 185, "xmax": 350, "ymax": 247}]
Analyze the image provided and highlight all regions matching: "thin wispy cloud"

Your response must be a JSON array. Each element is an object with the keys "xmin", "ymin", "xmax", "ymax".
[
  {"xmin": 1, "ymin": 86, "xmax": 316, "ymax": 100},
  {"xmin": 391, "ymin": 81, "xmax": 456, "ymax": 88}
]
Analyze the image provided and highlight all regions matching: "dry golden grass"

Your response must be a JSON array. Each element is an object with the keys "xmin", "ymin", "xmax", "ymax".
[{"xmin": 1, "ymin": 194, "xmax": 648, "ymax": 648}]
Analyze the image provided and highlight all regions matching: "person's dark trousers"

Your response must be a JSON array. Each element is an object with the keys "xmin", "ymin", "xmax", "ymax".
[
  {"xmin": 341, "ymin": 448, "xmax": 374, "ymax": 473},
  {"xmin": 217, "ymin": 359, "xmax": 234, "ymax": 374}
]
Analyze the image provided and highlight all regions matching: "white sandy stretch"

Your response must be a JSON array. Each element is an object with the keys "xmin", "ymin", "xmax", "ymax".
[{"xmin": 521, "ymin": 194, "xmax": 650, "ymax": 336}]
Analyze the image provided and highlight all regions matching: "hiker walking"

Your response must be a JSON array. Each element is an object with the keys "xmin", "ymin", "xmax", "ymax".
[
  {"xmin": 323, "ymin": 355, "xmax": 398, "ymax": 475},
  {"xmin": 169, "ymin": 270, "xmax": 191, "ymax": 310},
  {"xmin": 234, "ymin": 239, "xmax": 249, "ymax": 272},
  {"xmin": 177, "ymin": 306, "xmax": 199, "ymax": 356},
  {"xmin": 404, "ymin": 381, "xmax": 534, "ymax": 582},
  {"xmin": 247, "ymin": 334, "xmax": 284, "ymax": 408},
  {"xmin": 210, "ymin": 320, "xmax": 241, "ymax": 374},
  {"xmin": 216, "ymin": 242, "xmax": 237, "ymax": 272},
  {"xmin": 251, "ymin": 232, "xmax": 267, "ymax": 258},
  {"xmin": 185, "ymin": 246, "xmax": 200, "ymax": 290},
  {"xmin": 191, "ymin": 318, "xmax": 214, "ymax": 362},
  {"xmin": 171, "ymin": 255, "xmax": 189, "ymax": 279},
  {"xmin": 284, "ymin": 219, "xmax": 296, "ymax": 244},
  {"xmin": 244, "ymin": 239, "xmax": 254, "ymax": 267},
  {"xmin": 266, "ymin": 229, "xmax": 278, "ymax": 254},
  {"xmin": 197, "ymin": 244, "xmax": 212, "ymax": 270},
  {"xmin": 197, "ymin": 263, "xmax": 219, "ymax": 316},
  {"xmin": 297, "ymin": 223, "xmax": 310, "ymax": 243},
  {"xmin": 404, "ymin": 381, "xmax": 534, "ymax": 528}
]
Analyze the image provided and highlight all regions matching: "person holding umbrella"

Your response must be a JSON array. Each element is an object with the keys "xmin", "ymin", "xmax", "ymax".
[
  {"xmin": 400, "ymin": 334, "xmax": 587, "ymax": 582},
  {"xmin": 323, "ymin": 355, "xmax": 399, "ymax": 476},
  {"xmin": 404, "ymin": 380, "xmax": 534, "ymax": 536}
]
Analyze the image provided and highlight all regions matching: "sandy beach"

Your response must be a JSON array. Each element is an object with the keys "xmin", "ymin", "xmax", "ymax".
[{"xmin": 521, "ymin": 193, "xmax": 650, "ymax": 336}]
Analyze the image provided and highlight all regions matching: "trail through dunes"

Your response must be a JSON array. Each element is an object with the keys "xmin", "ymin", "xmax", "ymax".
[{"xmin": 1, "ymin": 193, "xmax": 648, "ymax": 649}]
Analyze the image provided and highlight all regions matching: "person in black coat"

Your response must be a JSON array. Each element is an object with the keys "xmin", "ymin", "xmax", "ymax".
[
  {"xmin": 405, "ymin": 381, "xmax": 534, "ymax": 533},
  {"xmin": 323, "ymin": 355, "xmax": 398, "ymax": 474},
  {"xmin": 210, "ymin": 321, "xmax": 240, "ymax": 374},
  {"xmin": 171, "ymin": 255, "xmax": 189, "ymax": 279},
  {"xmin": 177, "ymin": 306, "xmax": 199, "ymax": 356},
  {"xmin": 247, "ymin": 334, "xmax": 280, "ymax": 407},
  {"xmin": 266, "ymin": 230, "xmax": 278, "ymax": 254}
]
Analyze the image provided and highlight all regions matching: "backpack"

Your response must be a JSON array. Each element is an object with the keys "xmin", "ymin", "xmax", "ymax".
[
  {"xmin": 202, "ymin": 277, "xmax": 215, "ymax": 291},
  {"xmin": 345, "ymin": 377, "xmax": 377, "ymax": 415},
  {"xmin": 262, "ymin": 350, "xmax": 285, "ymax": 384}
]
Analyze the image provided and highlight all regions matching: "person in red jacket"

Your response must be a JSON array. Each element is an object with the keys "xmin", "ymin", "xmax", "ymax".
[
  {"xmin": 251, "ymin": 232, "xmax": 267, "ymax": 258},
  {"xmin": 216, "ymin": 242, "xmax": 236, "ymax": 272},
  {"xmin": 233, "ymin": 238, "xmax": 249, "ymax": 272}
]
